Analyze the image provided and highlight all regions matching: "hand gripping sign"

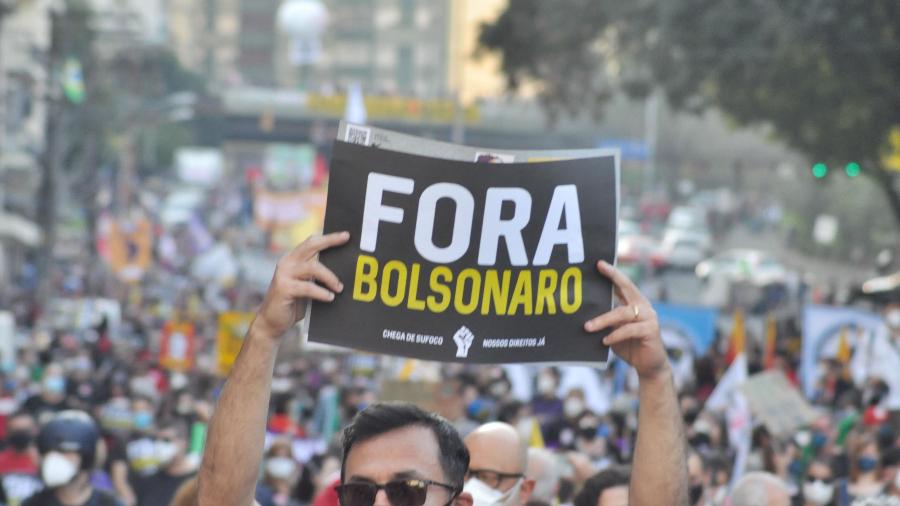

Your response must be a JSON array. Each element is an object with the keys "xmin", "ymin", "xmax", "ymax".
[{"xmin": 308, "ymin": 141, "xmax": 619, "ymax": 364}]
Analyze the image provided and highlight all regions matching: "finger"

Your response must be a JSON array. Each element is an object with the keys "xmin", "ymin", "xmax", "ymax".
[
  {"xmin": 287, "ymin": 280, "xmax": 336, "ymax": 302},
  {"xmin": 596, "ymin": 260, "xmax": 644, "ymax": 304},
  {"xmin": 601, "ymin": 321, "xmax": 657, "ymax": 347},
  {"xmin": 291, "ymin": 231, "xmax": 351, "ymax": 261},
  {"xmin": 584, "ymin": 305, "xmax": 639, "ymax": 332},
  {"xmin": 295, "ymin": 260, "xmax": 344, "ymax": 294}
]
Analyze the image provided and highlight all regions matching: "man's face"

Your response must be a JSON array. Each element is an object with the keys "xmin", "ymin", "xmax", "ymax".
[
  {"xmin": 344, "ymin": 425, "xmax": 456, "ymax": 506},
  {"xmin": 597, "ymin": 486, "xmax": 628, "ymax": 506},
  {"xmin": 465, "ymin": 434, "xmax": 523, "ymax": 494}
]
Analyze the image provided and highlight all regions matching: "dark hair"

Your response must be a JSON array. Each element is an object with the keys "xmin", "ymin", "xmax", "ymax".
[
  {"xmin": 497, "ymin": 400, "xmax": 525, "ymax": 424},
  {"xmin": 573, "ymin": 467, "xmax": 631, "ymax": 506},
  {"xmin": 340, "ymin": 402, "xmax": 469, "ymax": 490}
]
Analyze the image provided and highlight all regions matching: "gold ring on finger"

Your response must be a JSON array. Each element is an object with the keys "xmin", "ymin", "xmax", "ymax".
[{"xmin": 632, "ymin": 305, "xmax": 640, "ymax": 321}]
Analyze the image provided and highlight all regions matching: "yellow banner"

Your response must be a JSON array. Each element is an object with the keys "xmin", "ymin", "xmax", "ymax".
[
  {"xmin": 217, "ymin": 312, "xmax": 254, "ymax": 376},
  {"xmin": 883, "ymin": 127, "xmax": 900, "ymax": 172},
  {"xmin": 306, "ymin": 95, "xmax": 481, "ymax": 124}
]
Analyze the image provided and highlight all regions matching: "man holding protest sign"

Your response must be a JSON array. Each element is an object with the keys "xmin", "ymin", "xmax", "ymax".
[{"xmin": 197, "ymin": 229, "xmax": 687, "ymax": 506}]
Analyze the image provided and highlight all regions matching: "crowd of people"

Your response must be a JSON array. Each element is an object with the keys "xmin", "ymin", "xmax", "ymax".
[{"xmin": 1, "ymin": 166, "xmax": 900, "ymax": 506}]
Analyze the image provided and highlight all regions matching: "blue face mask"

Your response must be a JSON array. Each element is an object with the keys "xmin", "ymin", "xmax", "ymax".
[
  {"xmin": 597, "ymin": 424, "xmax": 611, "ymax": 439},
  {"xmin": 858, "ymin": 456, "xmax": 878, "ymax": 472},
  {"xmin": 811, "ymin": 432, "xmax": 827, "ymax": 449},
  {"xmin": 43, "ymin": 377, "xmax": 66, "ymax": 396},
  {"xmin": 133, "ymin": 411, "xmax": 154, "ymax": 431}
]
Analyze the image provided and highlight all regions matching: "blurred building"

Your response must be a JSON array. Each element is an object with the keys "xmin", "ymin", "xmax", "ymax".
[
  {"xmin": 266, "ymin": 0, "xmax": 451, "ymax": 97},
  {"xmin": 447, "ymin": 0, "xmax": 509, "ymax": 104},
  {"xmin": 167, "ymin": 0, "xmax": 241, "ymax": 87},
  {"xmin": 0, "ymin": 0, "xmax": 52, "ymax": 203},
  {"xmin": 88, "ymin": 0, "xmax": 167, "ymax": 53}
]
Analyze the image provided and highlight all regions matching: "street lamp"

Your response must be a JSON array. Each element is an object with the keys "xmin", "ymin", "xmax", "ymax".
[{"xmin": 277, "ymin": 0, "xmax": 328, "ymax": 73}]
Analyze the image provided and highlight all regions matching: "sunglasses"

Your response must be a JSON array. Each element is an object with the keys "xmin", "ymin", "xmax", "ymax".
[
  {"xmin": 336, "ymin": 479, "xmax": 459, "ymax": 506},
  {"xmin": 465, "ymin": 469, "xmax": 524, "ymax": 490}
]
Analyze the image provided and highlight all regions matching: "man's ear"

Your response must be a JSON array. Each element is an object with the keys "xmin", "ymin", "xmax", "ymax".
[
  {"xmin": 520, "ymin": 478, "xmax": 536, "ymax": 505},
  {"xmin": 454, "ymin": 491, "xmax": 474, "ymax": 506}
]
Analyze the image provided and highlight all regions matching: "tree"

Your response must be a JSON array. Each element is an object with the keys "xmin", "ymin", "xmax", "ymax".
[{"xmin": 480, "ymin": 0, "xmax": 900, "ymax": 227}]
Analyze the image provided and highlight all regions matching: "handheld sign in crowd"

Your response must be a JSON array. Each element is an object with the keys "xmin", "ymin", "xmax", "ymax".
[{"xmin": 308, "ymin": 132, "xmax": 620, "ymax": 364}]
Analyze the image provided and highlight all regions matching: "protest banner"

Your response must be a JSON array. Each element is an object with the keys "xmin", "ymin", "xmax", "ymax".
[
  {"xmin": 740, "ymin": 370, "xmax": 819, "ymax": 437},
  {"xmin": 159, "ymin": 322, "xmax": 196, "ymax": 372},
  {"xmin": 97, "ymin": 214, "xmax": 153, "ymax": 283},
  {"xmin": 217, "ymin": 312, "xmax": 254, "ymax": 376},
  {"xmin": 654, "ymin": 302, "xmax": 718, "ymax": 355},
  {"xmin": 801, "ymin": 304, "xmax": 883, "ymax": 398},
  {"xmin": 308, "ymin": 140, "xmax": 619, "ymax": 363},
  {"xmin": 655, "ymin": 302, "xmax": 718, "ymax": 389}
]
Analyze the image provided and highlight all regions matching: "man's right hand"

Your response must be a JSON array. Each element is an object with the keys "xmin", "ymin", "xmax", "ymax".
[{"xmin": 251, "ymin": 231, "xmax": 350, "ymax": 340}]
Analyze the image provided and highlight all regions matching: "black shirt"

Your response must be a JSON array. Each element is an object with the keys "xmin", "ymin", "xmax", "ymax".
[
  {"xmin": 132, "ymin": 469, "xmax": 195, "ymax": 506},
  {"xmin": 22, "ymin": 489, "xmax": 122, "ymax": 506}
]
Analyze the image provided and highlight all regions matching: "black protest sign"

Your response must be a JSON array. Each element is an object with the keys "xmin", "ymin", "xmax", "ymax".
[{"xmin": 308, "ymin": 141, "xmax": 618, "ymax": 363}]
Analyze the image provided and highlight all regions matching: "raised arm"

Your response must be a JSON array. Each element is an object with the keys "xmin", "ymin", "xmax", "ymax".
[
  {"xmin": 198, "ymin": 232, "xmax": 350, "ymax": 506},
  {"xmin": 584, "ymin": 261, "xmax": 688, "ymax": 506}
]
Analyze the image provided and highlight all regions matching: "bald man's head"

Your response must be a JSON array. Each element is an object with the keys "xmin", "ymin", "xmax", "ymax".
[
  {"xmin": 464, "ymin": 422, "xmax": 535, "ymax": 505},
  {"xmin": 730, "ymin": 472, "xmax": 790, "ymax": 506},
  {"xmin": 465, "ymin": 422, "xmax": 528, "ymax": 472}
]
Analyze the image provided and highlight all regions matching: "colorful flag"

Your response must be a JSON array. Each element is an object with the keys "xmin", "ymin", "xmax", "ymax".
[{"xmin": 160, "ymin": 322, "xmax": 196, "ymax": 372}]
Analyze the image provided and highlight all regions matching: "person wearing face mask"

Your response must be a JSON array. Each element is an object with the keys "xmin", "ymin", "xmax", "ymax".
[
  {"xmin": 0, "ymin": 412, "xmax": 43, "ymax": 506},
  {"xmin": 23, "ymin": 410, "xmax": 122, "ymax": 506},
  {"xmin": 464, "ymin": 422, "xmax": 536, "ymax": 506},
  {"xmin": 848, "ymin": 437, "xmax": 884, "ymax": 501},
  {"xmin": 530, "ymin": 369, "xmax": 564, "ymax": 448},
  {"xmin": 129, "ymin": 419, "xmax": 196, "ymax": 506},
  {"xmin": 800, "ymin": 459, "xmax": 836, "ymax": 506},
  {"xmin": 22, "ymin": 366, "xmax": 72, "ymax": 423},
  {"xmin": 258, "ymin": 452, "xmax": 302, "ymax": 506},
  {"xmin": 125, "ymin": 397, "xmax": 159, "ymax": 477},
  {"xmin": 0, "ymin": 412, "xmax": 39, "ymax": 475}
]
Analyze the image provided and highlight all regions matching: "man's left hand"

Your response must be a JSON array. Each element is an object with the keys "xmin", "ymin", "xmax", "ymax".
[{"xmin": 584, "ymin": 261, "xmax": 670, "ymax": 382}]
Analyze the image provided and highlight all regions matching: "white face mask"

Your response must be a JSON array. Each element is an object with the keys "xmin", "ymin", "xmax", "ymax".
[
  {"xmin": 155, "ymin": 441, "xmax": 180, "ymax": 466},
  {"xmin": 265, "ymin": 456, "xmax": 297, "ymax": 480},
  {"xmin": 887, "ymin": 309, "xmax": 900, "ymax": 330},
  {"xmin": 537, "ymin": 376, "xmax": 555, "ymax": 395},
  {"xmin": 894, "ymin": 469, "xmax": 900, "ymax": 490},
  {"xmin": 802, "ymin": 479, "xmax": 834, "ymax": 505},
  {"xmin": 464, "ymin": 477, "xmax": 522, "ymax": 506},
  {"xmin": 564, "ymin": 398, "xmax": 584, "ymax": 418},
  {"xmin": 42, "ymin": 452, "xmax": 79, "ymax": 488}
]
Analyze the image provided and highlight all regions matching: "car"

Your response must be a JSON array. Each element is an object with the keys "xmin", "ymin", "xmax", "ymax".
[
  {"xmin": 618, "ymin": 234, "xmax": 658, "ymax": 265},
  {"xmin": 695, "ymin": 249, "xmax": 789, "ymax": 286},
  {"xmin": 667, "ymin": 205, "xmax": 708, "ymax": 231},
  {"xmin": 661, "ymin": 228, "xmax": 712, "ymax": 253},
  {"xmin": 651, "ymin": 233, "xmax": 708, "ymax": 271}
]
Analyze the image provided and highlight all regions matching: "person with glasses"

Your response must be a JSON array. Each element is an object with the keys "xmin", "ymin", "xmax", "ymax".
[
  {"xmin": 463, "ymin": 422, "xmax": 535, "ymax": 506},
  {"xmin": 197, "ymin": 232, "xmax": 687, "ymax": 506}
]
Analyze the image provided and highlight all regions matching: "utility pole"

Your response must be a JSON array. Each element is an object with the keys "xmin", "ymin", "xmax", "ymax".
[
  {"xmin": 35, "ymin": 6, "xmax": 63, "ymax": 304},
  {"xmin": 0, "ymin": 2, "xmax": 14, "ymax": 211}
]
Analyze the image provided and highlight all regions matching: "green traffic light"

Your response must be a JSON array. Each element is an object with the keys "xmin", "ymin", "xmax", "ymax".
[
  {"xmin": 845, "ymin": 162, "xmax": 861, "ymax": 178},
  {"xmin": 812, "ymin": 162, "xmax": 828, "ymax": 178}
]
